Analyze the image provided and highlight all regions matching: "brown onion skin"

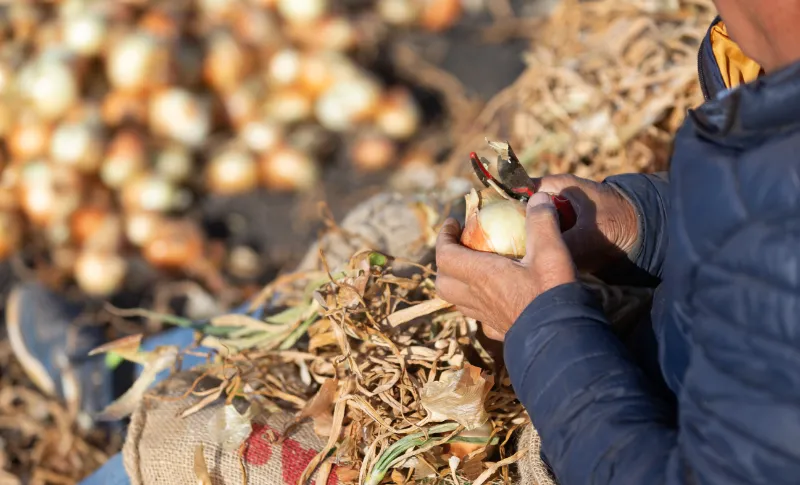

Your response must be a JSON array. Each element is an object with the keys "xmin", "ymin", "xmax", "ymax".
[{"xmin": 460, "ymin": 214, "xmax": 492, "ymax": 253}]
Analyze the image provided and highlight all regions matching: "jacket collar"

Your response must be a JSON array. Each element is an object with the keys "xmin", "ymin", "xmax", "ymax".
[{"xmin": 690, "ymin": 59, "xmax": 800, "ymax": 149}]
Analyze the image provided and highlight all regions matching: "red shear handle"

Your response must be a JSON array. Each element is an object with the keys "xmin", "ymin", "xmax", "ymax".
[{"xmin": 551, "ymin": 195, "xmax": 577, "ymax": 232}]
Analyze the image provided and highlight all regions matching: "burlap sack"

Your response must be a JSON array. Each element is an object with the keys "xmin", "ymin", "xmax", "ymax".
[
  {"xmin": 517, "ymin": 424, "xmax": 558, "ymax": 485},
  {"xmin": 295, "ymin": 182, "xmax": 470, "ymax": 274},
  {"xmin": 123, "ymin": 371, "xmax": 343, "ymax": 485}
]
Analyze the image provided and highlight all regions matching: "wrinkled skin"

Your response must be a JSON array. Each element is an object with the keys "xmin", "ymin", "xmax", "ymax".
[{"xmin": 435, "ymin": 175, "xmax": 638, "ymax": 340}]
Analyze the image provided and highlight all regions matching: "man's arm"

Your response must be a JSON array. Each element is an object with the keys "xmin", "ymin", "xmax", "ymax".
[
  {"xmin": 505, "ymin": 222, "xmax": 800, "ymax": 484},
  {"xmin": 598, "ymin": 172, "xmax": 670, "ymax": 287}
]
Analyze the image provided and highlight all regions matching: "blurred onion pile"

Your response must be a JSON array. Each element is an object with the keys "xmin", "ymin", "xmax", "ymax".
[{"xmin": 0, "ymin": 0, "xmax": 468, "ymax": 298}]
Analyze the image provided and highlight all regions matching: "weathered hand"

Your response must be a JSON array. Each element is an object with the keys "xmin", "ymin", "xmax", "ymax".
[
  {"xmin": 435, "ymin": 192, "xmax": 577, "ymax": 341},
  {"xmin": 534, "ymin": 174, "xmax": 639, "ymax": 273}
]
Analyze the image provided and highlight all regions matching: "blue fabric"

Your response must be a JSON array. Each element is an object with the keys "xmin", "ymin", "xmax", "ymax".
[
  {"xmin": 505, "ymin": 22, "xmax": 800, "ymax": 485},
  {"xmin": 80, "ymin": 453, "xmax": 129, "ymax": 485},
  {"xmin": 80, "ymin": 327, "xmax": 198, "ymax": 485}
]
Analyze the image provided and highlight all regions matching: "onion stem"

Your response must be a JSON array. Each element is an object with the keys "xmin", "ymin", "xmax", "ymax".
[{"xmin": 365, "ymin": 423, "xmax": 499, "ymax": 485}]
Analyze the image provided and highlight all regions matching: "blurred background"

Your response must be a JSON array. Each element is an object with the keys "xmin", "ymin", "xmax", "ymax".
[{"xmin": 0, "ymin": 0, "xmax": 715, "ymax": 483}]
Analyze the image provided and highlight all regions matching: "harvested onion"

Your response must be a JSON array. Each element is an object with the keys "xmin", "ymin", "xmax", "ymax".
[
  {"xmin": 143, "ymin": 219, "xmax": 204, "ymax": 269},
  {"xmin": 74, "ymin": 249, "xmax": 127, "ymax": 296},
  {"xmin": 258, "ymin": 147, "xmax": 319, "ymax": 192},
  {"xmin": 375, "ymin": 87, "xmax": 421, "ymax": 140},
  {"xmin": 149, "ymin": 88, "xmax": 211, "ymax": 148},
  {"xmin": 460, "ymin": 188, "xmax": 527, "ymax": 259},
  {"xmin": 206, "ymin": 146, "xmax": 258, "ymax": 195},
  {"xmin": 421, "ymin": 0, "xmax": 463, "ymax": 32},
  {"xmin": 351, "ymin": 133, "xmax": 396, "ymax": 172},
  {"xmin": 101, "ymin": 130, "xmax": 147, "ymax": 188}
]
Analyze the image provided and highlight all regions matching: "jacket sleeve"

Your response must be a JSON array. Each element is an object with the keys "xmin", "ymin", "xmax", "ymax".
[
  {"xmin": 506, "ymin": 221, "xmax": 800, "ymax": 485},
  {"xmin": 598, "ymin": 172, "xmax": 670, "ymax": 287}
]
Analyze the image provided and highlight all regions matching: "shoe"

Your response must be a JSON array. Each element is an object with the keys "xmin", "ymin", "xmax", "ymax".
[{"xmin": 5, "ymin": 282, "xmax": 115, "ymax": 430}]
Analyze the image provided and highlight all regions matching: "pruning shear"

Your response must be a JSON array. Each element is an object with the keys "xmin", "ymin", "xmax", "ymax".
[{"xmin": 469, "ymin": 140, "xmax": 577, "ymax": 232}]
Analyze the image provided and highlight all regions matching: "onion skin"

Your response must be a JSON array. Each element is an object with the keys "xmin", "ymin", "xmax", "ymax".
[{"xmin": 460, "ymin": 188, "xmax": 527, "ymax": 259}]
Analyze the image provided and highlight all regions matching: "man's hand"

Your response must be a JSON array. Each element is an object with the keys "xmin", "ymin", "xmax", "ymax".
[
  {"xmin": 435, "ymin": 192, "xmax": 577, "ymax": 341},
  {"xmin": 536, "ymin": 174, "xmax": 639, "ymax": 273}
]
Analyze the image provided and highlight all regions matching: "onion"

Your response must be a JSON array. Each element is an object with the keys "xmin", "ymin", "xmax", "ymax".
[
  {"xmin": 154, "ymin": 144, "xmax": 194, "ymax": 184},
  {"xmin": 19, "ymin": 161, "xmax": 83, "ymax": 226},
  {"xmin": 63, "ymin": 11, "xmax": 107, "ymax": 56},
  {"xmin": 8, "ymin": 115, "xmax": 51, "ymax": 161},
  {"xmin": 315, "ymin": 75, "xmax": 381, "ymax": 132},
  {"xmin": 74, "ymin": 249, "xmax": 127, "ymax": 296},
  {"xmin": 149, "ymin": 88, "xmax": 211, "ymax": 148},
  {"xmin": 351, "ymin": 133, "xmax": 397, "ymax": 172},
  {"xmin": 203, "ymin": 31, "xmax": 252, "ymax": 93},
  {"xmin": 420, "ymin": 0, "xmax": 463, "ymax": 32},
  {"xmin": 124, "ymin": 212, "xmax": 163, "ymax": 247},
  {"xmin": 107, "ymin": 33, "xmax": 168, "ymax": 92},
  {"xmin": 19, "ymin": 54, "xmax": 79, "ymax": 121},
  {"xmin": 143, "ymin": 219, "xmax": 204, "ymax": 269},
  {"xmin": 263, "ymin": 87, "xmax": 313, "ymax": 124},
  {"xmin": 288, "ymin": 16, "xmax": 357, "ymax": 52},
  {"xmin": 375, "ymin": 87, "xmax": 421, "ymax": 140},
  {"xmin": 239, "ymin": 119, "xmax": 284, "ymax": 153},
  {"xmin": 227, "ymin": 245, "xmax": 261, "ymax": 280},
  {"xmin": 258, "ymin": 147, "xmax": 319, "ymax": 192},
  {"xmin": 121, "ymin": 173, "xmax": 178, "ymax": 213},
  {"xmin": 101, "ymin": 130, "xmax": 147, "ymax": 189},
  {"xmin": 206, "ymin": 146, "xmax": 258, "ymax": 195},
  {"xmin": 70, "ymin": 206, "xmax": 114, "ymax": 247},
  {"xmin": 266, "ymin": 48, "xmax": 302, "ymax": 86},
  {"xmin": 460, "ymin": 188, "xmax": 527, "ymax": 259},
  {"xmin": 277, "ymin": 0, "xmax": 328, "ymax": 25},
  {"xmin": 446, "ymin": 422, "xmax": 496, "ymax": 459},
  {"xmin": 221, "ymin": 81, "xmax": 261, "ymax": 128},
  {"xmin": 138, "ymin": 8, "xmax": 181, "ymax": 40},
  {"xmin": 49, "ymin": 120, "xmax": 103, "ymax": 173},
  {"xmin": 377, "ymin": 0, "xmax": 420, "ymax": 26}
]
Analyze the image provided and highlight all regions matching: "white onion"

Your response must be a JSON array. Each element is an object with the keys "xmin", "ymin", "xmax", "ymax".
[
  {"xmin": 19, "ymin": 55, "xmax": 79, "ymax": 120},
  {"xmin": 266, "ymin": 48, "xmax": 302, "ymax": 86},
  {"xmin": 222, "ymin": 82, "xmax": 260, "ymax": 128},
  {"xmin": 149, "ymin": 89, "xmax": 211, "ymax": 148},
  {"xmin": 206, "ymin": 146, "xmax": 258, "ymax": 195},
  {"xmin": 351, "ymin": 133, "xmax": 397, "ymax": 172},
  {"xmin": 122, "ymin": 174, "xmax": 178, "ymax": 213},
  {"xmin": 258, "ymin": 147, "xmax": 320, "ymax": 192},
  {"xmin": 74, "ymin": 250, "xmax": 127, "ymax": 296},
  {"xmin": 204, "ymin": 31, "xmax": 250, "ymax": 93},
  {"xmin": 8, "ymin": 116, "xmax": 51, "ymax": 161},
  {"xmin": 64, "ymin": 12, "xmax": 107, "ymax": 56},
  {"xmin": 107, "ymin": 33, "xmax": 163, "ymax": 92},
  {"xmin": 377, "ymin": 0, "xmax": 420, "ymax": 26},
  {"xmin": 375, "ymin": 87, "xmax": 422, "ymax": 140},
  {"xmin": 100, "ymin": 131, "xmax": 146, "ymax": 188},
  {"xmin": 240, "ymin": 120, "xmax": 284, "ymax": 153},
  {"xmin": 125, "ymin": 212, "xmax": 162, "ymax": 247},
  {"xmin": 277, "ymin": 0, "xmax": 328, "ymax": 24},
  {"xmin": 264, "ymin": 88, "xmax": 313, "ymax": 124},
  {"xmin": 460, "ymin": 188, "xmax": 528, "ymax": 259},
  {"xmin": 50, "ymin": 121, "xmax": 102, "ymax": 173},
  {"xmin": 154, "ymin": 144, "xmax": 194, "ymax": 184},
  {"xmin": 314, "ymin": 76, "xmax": 381, "ymax": 132}
]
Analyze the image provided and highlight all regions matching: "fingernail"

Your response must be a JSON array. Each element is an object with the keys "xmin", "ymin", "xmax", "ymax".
[{"xmin": 528, "ymin": 192, "xmax": 552, "ymax": 208}]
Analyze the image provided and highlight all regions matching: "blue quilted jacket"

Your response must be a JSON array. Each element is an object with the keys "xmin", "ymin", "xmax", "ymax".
[{"xmin": 505, "ymin": 17, "xmax": 800, "ymax": 485}]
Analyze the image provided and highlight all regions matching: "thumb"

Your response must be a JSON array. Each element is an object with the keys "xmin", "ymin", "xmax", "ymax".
[{"xmin": 522, "ymin": 192, "xmax": 562, "ymax": 263}]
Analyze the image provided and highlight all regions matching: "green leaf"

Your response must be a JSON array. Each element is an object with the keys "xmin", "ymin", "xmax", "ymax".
[{"xmin": 279, "ymin": 312, "xmax": 319, "ymax": 350}]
